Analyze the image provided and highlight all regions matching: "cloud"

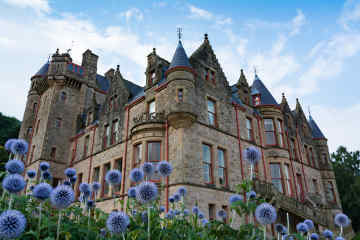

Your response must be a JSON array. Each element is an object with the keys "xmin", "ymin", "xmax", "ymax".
[
  {"xmin": 290, "ymin": 9, "xmax": 306, "ymax": 36},
  {"xmin": 339, "ymin": 0, "xmax": 360, "ymax": 30},
  {"xmin": 3, "ymin": 0, "xmax": 50, "ymax": 14},
  {"xmin": 119, "ymin": 8, "xmax": 144, "ymax": 22},
  {"xmin": 188, "ymin": 5, "xmax": 213, "ymax": 20}
]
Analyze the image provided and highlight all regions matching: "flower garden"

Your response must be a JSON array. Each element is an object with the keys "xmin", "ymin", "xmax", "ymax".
[{"xmin": 0, "ymin": 139, "xmax": 352, "ymax": 239}]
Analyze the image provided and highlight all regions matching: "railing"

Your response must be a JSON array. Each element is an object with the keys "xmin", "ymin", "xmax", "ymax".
[{"xmin": 133, "ymin": 111, "xmax": 166, "ymax": 125}]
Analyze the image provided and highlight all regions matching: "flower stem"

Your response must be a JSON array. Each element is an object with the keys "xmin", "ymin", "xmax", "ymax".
[
  {"xmin": 263, "ymin": 226, "xmax": 266, "ymax": 240},
  {"xmin": 56, "ymin": 210, "xmax": 62, "ymax": 240},
  {"xmin": 147, "ymin": 205, "xmax": 151, "ymax": 240},
  {"xmin": 122, "ymin": 232, "xmax": 125, "ymax": 240},
  {"xmin": 38, "ymin": 202, "xmax": 42, "ymax": 240},
  {"xmin": 341, "ymin": 226, "xmax": 343, "ymax": 236},
  {"xmin": 8, "ymin": 194, "xmax": 13, "ymax": 209}
]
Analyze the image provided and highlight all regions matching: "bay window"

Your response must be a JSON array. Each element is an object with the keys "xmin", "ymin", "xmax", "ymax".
[
  {"xmin": 264, "ymin": 119, "xmax": 276, "ymax": 145},
  {"xmin": 270, "ymin": 163, "xmax": 283, "ymax": 193}
]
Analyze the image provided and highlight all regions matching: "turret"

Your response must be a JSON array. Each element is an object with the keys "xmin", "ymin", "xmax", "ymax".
[{"xmin": 236, "ymin": 69, "xmax": 251, "ymax": 105}]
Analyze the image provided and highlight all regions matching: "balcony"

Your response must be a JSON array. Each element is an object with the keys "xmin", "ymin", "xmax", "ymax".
[{"xmin": 131, "ymin": 111, "xmax": 166, "ymax": 135}]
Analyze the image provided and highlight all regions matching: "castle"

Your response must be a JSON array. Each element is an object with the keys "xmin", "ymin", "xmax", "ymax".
[{"xmin": 19, "ymin": 33, "xmax": 345, "ymax": 235}]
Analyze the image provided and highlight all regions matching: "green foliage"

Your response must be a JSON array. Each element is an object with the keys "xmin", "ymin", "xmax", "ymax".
[
  {"xmin": 0, "ymin": 112, "xmax": 21, "ymax": 146},
  {"xmin": 331, "ymin": 146, "xmax": 360, "ymax": 233}
]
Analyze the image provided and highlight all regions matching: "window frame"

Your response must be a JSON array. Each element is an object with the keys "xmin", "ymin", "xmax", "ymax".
[
  {"xmin": 276, "ymin": 119, "xmax": 284, "ymax": 147},
  {"xmin": 101, "ymin": 163, "xmax": 111, "ymax": 198},
  {"xmin": 283, "ymin": 164, "xmax": 293, "ymax": 196},
  {"xmin": 103, "ymin": 124, "xmax": 110, "ymax": 149},
  {"xmin": 50, "ymin": 147, "xmax": 56, "ymax": 161},
  {"xmin": 290, "ymin": 139, "xmax": 298, "ymax": 161},
  {"xmin": 83, "ymin": 135, "xmax": 90, "ymax": 158},
  {"xmin": 312, "ymin": 178, "xmax": 319, "ymax": 194},
  {"xmin": 296, "ymin": 174, "xmax": 305, "ymax": 201},
  {"xmin": 146, "ymin": 141, "xmax": 162, "ymax": 182},
  {"xmin": 60, "ymin": 92, "xmax": 67, "ymax": 102},
  {"xmin": 113, "ymin": 158, "xmax": 123, "ymax": 194},
  {"xmin": 270, "ymin": 163, "xmax": 284, "ymax": 193},
  {"xmin": 207, "ymin": 97, "xmax": 217, "ymax": 127},
  {"xmin": 202, "ymin": 143, "xmax": 214, "ymax": 184},
  {"xmin": 33, "ymin": 102, "xmax": 38, "ymax": 113},
  {"xmin": 246, "ymin": 117, "xmax": 254, "ymax": 141},
  {"xmin": 55, "ymin": 118, "xmax": 62, "ymax": 128},
  {"xmin": 264, "ymin": 118, "xmax": 277, "ymax": 146},
  {"xmin": 148, "ymin": 99, "xmax": 156, "ymax": 119},
  {"xmin": 327, "ymin": 181, "xmax": 337, "ymax": 203},
  {"xmin": 111, "ymin": 120, "xmax": 119, "ymax": 145},
  {"xmin": 217, "ymin": 147, "xmax": 228, "ymax": 186},
  {"xmin": 177, "ymin": 88, "xmax": 184, "ymax": 102}
]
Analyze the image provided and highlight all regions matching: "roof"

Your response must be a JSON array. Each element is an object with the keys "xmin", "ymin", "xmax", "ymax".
[
  {"xmin": 96, "ymin": 74, "xmax": 110, "ymax": 92},
  {"xmin": 124, "ymin": 79, "xmax": 144, "ymax": 102},
  {"xmin": 33, "ymin": 62, "xmax": 49, "ymax": 77},
  {"xmin": 251, "ymin": 74, "xmax": 278, "ymax": 105},
  {"xmin": 308, "ymin": 115, "xmax": 326, "ymax": 139},
  {"xmin": 230, "ymin": 85, "xmax": 245, "ymax": 106},
  {"xmin": 168, "ymin": 41, "xmax": 191, "ymax": 69}
]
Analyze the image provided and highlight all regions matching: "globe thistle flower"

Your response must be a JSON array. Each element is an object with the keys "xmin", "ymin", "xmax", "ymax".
[
  {"xmin": 32, "ymin": 183, "xmax": 52, "ymax": 201},
  {"xmin": 2, "ymin": 174, "xmax": 26, "ymax": 193},
  {"xmin": 174, "ymin": 210, "xmax": 180, "ymax": 216},
  {"xmin": 92, "ymin": 182, "xmax": 101, "ymax": 192},
  {"xmin": 141, "ymin": 211, "xmax": 148, "ymax": 223},
  {"xmin": 106, "ymin": 211, "xmax": 129, "ymax": 234},
  {"xmin": 296, "ymin": 222, "xmax": 308, "ymax": 233},
  {"xmin": 335, "ymin": 237, "xmax": 345, "ymax": 240},
  {"xmin": 183, "ymin": 209, "xmax": 189, "ymax": 216},
  {"xmin": 39, "ymin": 162, "xmax": 50, "ymax": 172},
  {"xmin": 173, "ymin": 193, "xmax": 180, "ymax": 202},
  {"xmin": 4, "ymin": 139, "xmax": 16, "ymax": 151},
  {"xmin": 178, "ymin": 187, "xmax": 187, "ymax": 197},
  {"xmin": 79, "ymin": 183, "xmax": 91, "ymax": 193},
  {"xmin": 157, "ymin": 161, "xmax": 172, "ymax": 177},
  {"xmin": 50, "ymin": 185, "xmax": 75, "ymax": 209},
  {"xmin": 86, "ymin": 200, "xmax": 95, "ymax": 209},
  {"xmin": 247, "ymin": 190, "xmax": 257, "ymax": 199},
  {"xmin": 169, "ymin": 196, "xmax": 175, "ymax": 203},
  {"xmin": 136, "ymin": 181, "xmax": 158, "ymax": 204},
  {"xmin": 159, "ymin": 206, "xmax": 165, "ymax": 213},
  {"xmin": 165, "ymin": 212, "xmax": 173, "ymax": 219},
  {"xmin": 217, "ymin": 209, "xmax": 227, "ymax": 219},
  {"xmin": 105, "ymin": 170, "xmax": 122, "ymax": 185},
  {"xmin": 304, "ymin": 219, "xmax": 314, "ymax": 231},
  {"xmin": 129, "ymin": 168, "xmax": 144, "ymax": 183},
  {"xmin": 64, "ymin": 168, "xmax": 76, "ymax": 178},
  {"xmin": 26, "ymin": 169, "xmax": 36, "ymax": 179},
  {"xmin": 11, "ymin": 139, "xmax": 28, "ymax": 155},
  {"xmin": 128, "ymin": 187, "xmax": 136, "ymax": 198},
  {"xmin": 29, "ymin": 186, "xmax": 34, "ymax": 191},
  {"xmin": 334, "ymin": 213, "xmax": 350, "ymax": 228},
  {"xmin": 192, "ymin": 206, "xmax": 199, "ymax": 215},
  {"xmin": 198, "ymin": 212, "xmax": 204, "ymax": 219},
  {"xmin": 254, "ymin": 203, "xmax": 277, "ymax": 225},
  {"xmin": 229, "ymin": 194, "xmax": 243, "ymax": 205},
  {"xmin": 5, "ymin": 159, "xmax": 24, "ymax": 174},
  {"xmin": 243, "ymin": 146, "xmax": 261, "ymax": 165},
  {"xmin": 310, "ymin": 233, "xmax": 319, "ymax": 240},
  {"xmin": 70, "ymin": 176, "xmax": 77, "ymax": 184},
  {"xmin": 0, "ymin": 210, "xmax": 26, "ymax": 239},
  {"xmin": 275, "ymin": 223, "xmax": 286, "ymax": 234},
  {"xmin": 41, "ymin": 171, "xmax": 52, "ymax": 180},
  {"xmin": 201, "ymin": 218, "xmax": 209, "ymax": 227},
  {"xmin": 82, "ymin": 189, "xmax": 92, "ymax": 200},
  {"xmin": 323, "ymin": 229, "xmax": 333, "ymax": 239},
  {"xmin": 141, "ymin": 162, "xmax": 154, "ymax": 177},
  {"xmin": 63, "ymin": 181, "xmax": 71, "ymax": 186}
]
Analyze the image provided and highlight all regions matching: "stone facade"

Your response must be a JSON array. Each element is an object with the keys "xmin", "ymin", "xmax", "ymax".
[{"xmin": 19, "ymin": 35, "xmax": 349, "ymax": 236}]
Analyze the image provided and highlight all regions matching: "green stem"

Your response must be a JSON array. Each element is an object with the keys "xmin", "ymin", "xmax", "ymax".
[
  {"xmin": 87, "ymin": 208, "xmax": 91, "ymax": 239},
  {"xmin": 38, "ymin": 202, "xmax": 42, "ymax": 240},
  {"xmin": 122, "ymin": 232, "xmax": 125, "ymax": 240},
  {"xmin": 147, "ymin": 205, "xmax": 150, "ymax": 240},
  {"xmin": 8, "ymin": 194, "xmax": 13, "ymax": 209},
  {"xmin": 56, "ymin": 211, "xmax": 62, "ymax": 240},
  {"xmin": 263, "ymin": 226, "xmax": 266, "ymax": 240}
]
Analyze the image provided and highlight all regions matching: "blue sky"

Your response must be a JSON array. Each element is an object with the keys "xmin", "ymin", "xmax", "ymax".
[{"xmin": 0, "ymin": 0, "xmax": 359, "ymax": 152}]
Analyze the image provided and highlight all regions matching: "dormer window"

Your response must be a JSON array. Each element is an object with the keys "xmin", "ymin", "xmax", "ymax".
[
  {"xmin": 253, "ymin": 95, "xmax": 261, "ymax": 106},
  {"xmin": 148, "ymin": 71, "xmax": 156, "ymax": 86}
]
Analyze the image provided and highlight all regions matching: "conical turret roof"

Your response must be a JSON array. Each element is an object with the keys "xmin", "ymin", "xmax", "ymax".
[
  {"xmin": 168, "ymin": 41, "xmax": 191, "ymax": 69},
  {"xmin": 308, "ymin": 115, "xmax": 326, "ymax": 139},
  {"xmin": 32, "ymin": 62, "xmax": 49, "ymax": 78},
  {"xmin": 251, "ymin": 74, "xmax": 278, "ymax": 105}
]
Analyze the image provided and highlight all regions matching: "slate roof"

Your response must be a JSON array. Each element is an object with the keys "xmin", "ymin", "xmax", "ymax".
[
  {"xmin": 33, "ymin": 62, "xmax": 49, "ymax": 77},
  {"xmin": 230, "ymin": 85, "xmax": 245, "ymax": 106},
  {"xmin": 250, "ymin": 74, "xmax": 278, "ymax": 105},
  {"xmin": 124, "ymin": 79, "xmax": 144, "ymax": 102},
  {"xmin": 169, "ymin": 41, "xmax": 191, "ymax": 69},
  {"xmin": 308, "ymin": 115, "xmax": 326, "ymax": 139},
  {"xmin": 96, "ymin": 74, "xmax": 110, "ymax": 92}
]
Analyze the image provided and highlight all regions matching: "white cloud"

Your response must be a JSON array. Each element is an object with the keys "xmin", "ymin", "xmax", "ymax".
[
  {"xmin": 120, "ymin": 8, "xmax": 144, "ymax": 22},
  {"xmin": 188, "ymin": 5, "xmax": 213, "ymax": 20},
  {"xmin": 339, "ymin": 0, "xmax": 360, "ymax": 30},
  {"xmin": 290, "ymin": 9, "xmax": 306, "ymax": 36},
  {"xmin": 3, "ymin": 0, "xmax": 50, "ymax": 14}
]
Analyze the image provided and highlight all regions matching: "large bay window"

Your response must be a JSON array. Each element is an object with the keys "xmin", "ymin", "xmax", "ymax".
[
  {"xmin": 202, "ymin": 144, "xmax": 213, "ymax": 183},
  {"xmin": 270, "ymin": 163, "xmax": 283, "ymax": 193},
  {"xmin": 264, "ymin": 119, "xmax": 276, "ymax": 145}
]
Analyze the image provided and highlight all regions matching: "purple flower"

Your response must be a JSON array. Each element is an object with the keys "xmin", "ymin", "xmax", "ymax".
[
  {"xmin": 0, "ymin": 210, "xmax": 26, "ymax": 239},
  {"xmin": 229, "ymin": 194, "xmax": 243, "ymax": 205},
  {"xmin": 79, "ymin": 183, "xmax": 90, "ymax": 193},
  {"xmin": 335, "ymin": 237, "xmax": 345, "ymax": 240},
  {"xmin": 70, "ymin": 176, "xmax": 77, "ymax": 184},
  {"xmin": 334, "ymin": 213, "xmax": 350, "ymax": 228},
  {"xmin": 141, "ymin": 211, "xmax": 148, "ymax": 223},
  {"xmin": 41, "ymin": 171, "xmax": 52, "ymax": 180},
  {"xmin": 255, "ymin": 203, "xmax": 277, "ymax": 225},
  {"xmin": 11, "ymin": 139, "xmax": 28, "ymax": 155},
  {"xmin": 304, "ymin": 219, "xmax": 314, "ymax": 231},
  {"xmin": 129, "ymin": 168, "xmax": 144, "ymax": 183},
  {"xmin": 92, "ymin": 182, "xmax": 101, "ymax": 192},
  {"xmin": 50, "ymin": 185, "xmax": 75, "ymax": 209},
  {"xmin": 39, "ymin": 162, "xmax": 50, "ymax": 172},
  {"xmin": 296, "ymin": 222, "xmax": 308, "ymax": 233},
  {"xmin": 4, "ymin": 139, "xmax": 16, "ymax": 151},
  {"xmin": 217, "ymin": 209, "xmax": 227, "ymax": 219},
  {"xmin": 247, "ymin": 191, "xmax": 257, "ymax": 199},
  {"xmin": 26, "ymin": 169, "xmax": 36, "ymax": 179},
  {"xmin": 106, "ymin": 211, "xmax": 129, "ymax": 234},
  {"xmin": 64, "ymin": 168, "xmax": 76, "ymax": 178},
  {"xmin": 183, "ymin": 209, "xmax": 189, "ymax": 216},
  {"xmin": 310, "ymin": 233, "xmax": 319, "ymax": 240},
  {"xmin": 173, "ymin": 193, "xmax": 180, "ymax": 202},
  {"xmin": 201, "ymin": 218, "xmax": 209, "ymax": 227},
  {"xmin": 136, "ymin": 181, "xmax": 158, "ymax": 204},
  {"xmin": 323, "ymin": 229, "xmax": 333, "ymax": 239},
  {"xmin": 243, "ymin": 146, "xmax": 261, "ymax": 165},
  {"xmin": 159, "ymin": 206, "xmax": 165, "ymax": 212},
  {"xmin": 2, "ymin": 174, "xmax": 26, "ymax": 193},
  {"xmin": 105, "ymin": 170, "xmax": 122, "ymax": 185},
  {"xmin": 275, "ymin": 223, "xmax": 286, "ymax": 234},
  {"xmin": 100, "ymin": 228, "xmax": 107, "ymax": 237},
  {"xmin": 178, "ymin": 187, "xmax": 187, "ymax": 197},
  {"xmin": 32, "ymin": 183, "xmax": 52, "ymax": 201},
  {"xmin": 127, "ymin": 187, "xmax": 136, "ymax": 198},
  {"xmin": 63, "ymin": 181, "xmax": 71, "ymax": 186},
  {"xmin": 86, "ymin": 200, "xmax": 95, "ymax": 209},
  {"xmin": 165, "ymin": 212, "xmax": 173, "ymax": 219},
  {"xmin": 141, "ymin": 162, "xmax": 154, "ymax": 177},
  {"xmin": 198, "ymin": 212, "xmax": 204, "ymax": 219},
  {"xmin": 169, "ymin": 196, "xmax": 175, "ymax": 203},
  {"xmin": 192, "ymin": 206, "xmax": 199, "ymax": 215},
  {"xmin": 157, "ymin": 161, "xmax": 172, "ymax": 177},
  {"xmin": 5, "ymin": 159, "xmax": 24, "ymax": 174}
]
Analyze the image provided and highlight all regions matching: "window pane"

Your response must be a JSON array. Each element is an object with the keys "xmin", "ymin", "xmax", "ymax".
[
  {"xmin": 208, "ymin": 113, "xmax": 215, "ymax": 125},
  {"xmin": 264, "ymin": 119, "xmax": 274, "ymax": 131},
  {"xmin": 203, "ymin": 164, "xmax": 210, "ymax": 182},
  {"xmin": 135, "ymin": 144, "xmax": 142, "ymax": 166},
  {"xmin": 246, "ymin": 119, "xmax": 251, "ymax": 129},
  {"xmin": 103, "ymin": 163, "xmax": 111, "ymax": 195},
  {"xmin": 218, "ymin": 149, "xmax": 225, "ymax": 167},
  {"xmin": 207, "ymin": 99, "xmax": 215, "ymax": 113},
  {"xmin": 203, "ymin": 145, "xmax": 211, "ymax": 163},
  {"xmin": 277, "ymin": 120, "xmax": 282, "ymax": 133},
  {"xmin": 265, "ymin": 132, "xmax": 276, "ymax": 145},
  {"xmin": 272, "ymin": 179, "xmax": 283, "ymax": 193},
  {"xmin": 270, "ymin": 164, "xmax": 281, "ymax": 178},
  {"xmin": 148, "ymin": 142, "xmax": 161, "ymax": 162},
  {"xmin": 149, "ymin": 101, "xmax": 155, "ymax": 114}
]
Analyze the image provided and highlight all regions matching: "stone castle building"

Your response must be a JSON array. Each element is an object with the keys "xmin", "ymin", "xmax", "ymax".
[{"xmin": 19, "ymin": 34, "xmax": 347, "ymax": 235}]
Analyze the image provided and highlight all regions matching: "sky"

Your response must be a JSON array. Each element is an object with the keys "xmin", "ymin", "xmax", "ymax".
[{"xmin": 0, "ymin": 0, "xmax": 359, "ymax": 152}]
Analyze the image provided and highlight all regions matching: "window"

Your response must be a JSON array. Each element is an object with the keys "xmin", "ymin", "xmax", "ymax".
[
  {"xmin": 113, "ymin": 95, "xmax": 118, "ymax": 110},
  {"xmin": 50, "ymin": 147, "xmax": 56, "ymax": 160},
  {"xmin": 326, "ymin": 181, "xmax": 336, "ymax": 203},
  {"xmin": 211, "ymin": 71, "xmax": 216, "ymax": 84},
  {"xmin": 253, "ymin": 95, "xmax": 261, "ymax": 106},
  {"xmin": 276, "ymin": 120, "xmax": 284, "ymax": 147},
  {"xmin": 111, "ymin": 120, "xmax": 119, "ymax": 144},
  {"xmin": 246, "ymin": 118, "xmax": 253, "ymax": 141},
  {"xmin": 270, "ymin": 163, "xmax": 283, "ymax": 193},
  {"xmin": 114, "ymin": 158, "xmax": 123, "ymax": 193},
  {"xmin": 33, "ymin": 102, "xmax": 38, "ymax": 113},
  {"xmin": 284, "ymin": 164, "xmax": 292, "ymax": 196},
  {"xmin": 52, "ymin": 178, "xmax": 61, "ymax": 188},
  {"xmin": 147, "ymin": 142, "xmax": 161, "ymax": 181},
  {"xmin": 312, "ymin": 179, "xmax": 319, "ymax": 193},
  {"xmin": 26, "ymin": 127, "xmax": 32, "ymax": 137},
  {"xmin": 83, "ymin": 135, "xmax": 90, "ymax": 158},
  {"xmin": 55, "ymin": 118, "xmax": 62, "ymax": 128},
  {"xmin": 149, "ymin": 71, "xmax": 156, "ymax": 85},
  {"xmin": 93, "ymin": 167, "xmax": 100, "ymax": 183},
  {"xmin": 102, "ymin": 163, "xmax": 111, "ymax": 197},
  {"xmin": 204, "ymin": 68, "xmax": 209, "ymax": 81},
  {"xmin": 208, "ymin": 204, "xmax": 215, "ymax": 220},
  {"xmin": 202, "ymin": 144, "xmax": 213, "ymax": 183},
  {"xmin": 296, "ymin": 174, "xmax": 304, "ymax": 201},
  {"xmin": 177, "ymin": 89, "xmax": 184, "ymax": 102},
  {"xmin": 103, "ymin": 125, "xmax": 110, "ymax": 148},
  {"xmin": 264, "ymin": 119, "xmax": 276, "ymax": 145},
  {"xmin": 290, "ymin": 139, "xmax": 298, "ymax": 160},
  {"xmin": 207, "ymin": 98, "xmax": 216, "ymax": 126},
  {"xmin": 217, "ymin": 148, "xmax": 227, "ymax": 186},
  {"xmin": 108, "ymin": 97, "xmax": 113, "ymax": 111},
  {"xmin": 148, "ymin": 100, "xmax": 156, "ymax": 118},
  {"xmin": 36, "ymin": 120, "xmax": 40, "ymax": 135},
  {"xmin": 134, "ymin": 144, "xmax": 142, "ymax": 168}
]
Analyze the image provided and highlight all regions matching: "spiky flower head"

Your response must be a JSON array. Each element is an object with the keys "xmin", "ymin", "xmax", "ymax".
[
  {"xmin": 92, "ymin": 182, "xmax": 101, "ymax": 192},
  {"xmin": 5, "ymin": 159, "xmax": 24, "ymax": 174},
  {"xmin": 127, "ymin": 187, "xmax": 136, "ymax": 198},
  {"xmin": 39, "ymin": 162, "xmax": 50, "ymax": 172},
  {"xmin": 304, "ymin": 219, "xmax": 314, "ymax": 231},
  {"xmin": 310, "ymin": 233, "xmax": 319, "ymax": 240},
  {"xmin": 0, "ymin": 210, "xmax": 26, "ymax": 239},
  {"xmin": 50, "ymin": 185, "xmax": 75, "ymax": 209},
  {"xmin": 86, "ymin": 200, "xmax": 95, "ymax": 209},
  {"xmin": 198, "ymin": 212, "xmax": 204, "ymax": 219},
  {"xmin": 159, "ymin": 206, "xmax": 165, "ymax": 213},
  {"xmin": 141, "ymin": 162, "xmax": 154, "ymax": 177},
  {"xmin": 174, "ymin": 210, "xmax": 180, "ymax": 216},
  {"xmin": 169, "ymin": 196, "xmax": 175, "ymax": 203},
  {"xmin": 173, "ymin": 193, "xmax": 180, "ymax": 202},
  {"xmin": 201, "ymin": 219, "xmax": 209, "ymax": 227},
  {"xmin": 335, "ymin": 237, "xmax": 345, "ymax": 240},
  {"xmin": 129, "ymin": 168, "xmax": 144, "ymax": 183},
  {"xmin": 70, "ymin": 176, "xmax": 77, "ymax": 184},
  {"xmin": 131, "ymin": 210, "xmax": 137, "ymax": 216},
  {"xmin": 296, "ymin": 222, "xmax": 308, "ymax": 233},
  {"xmin": 106, "ymin": 211, "xmax": 129, "ymax": 234},
  {"xmin": 275, "ymin": 224, "xmax": 286, "ymax": 234},
  {"xmin": 79, "ymin": 183, "xmax": 90, "ymax": 193},
  {"xmin": 82, "ymin": 189, "xmax": 92, "ymax": 200},
  {"xmin": 64, "ymin": 168, "xmax": 76, "ymax": 178},
  {"xmin": 26, "ymin": 169, "xmax": 36, "ymax": 179},
  {"xmin": 29, "ymin": 186, "xmax": 34, "ymax": 191},
  {"xmin": 32, "ymin": 183, "xmax": 52, "ymax": 201},
  {"xmin": 183, "ymin": 209, "xmax": 189, "ymax": 216},
  {"xmin": 229, "ymin": 194, "xmax": 243, "ymax": 205},
  {"xmin": 247, "ymin": 190, "xmax": 257, "ymax": 199},
  {"xmin": 178, "ymin": 187, "xmax": 187, "ymax": 197},
  {"xmin": 255, "ymin": 203, "xmax": 277, "ymax": 225},
  {"xmin": 41, "ymin": 171, "xmax": 52, "ymax": 180},
  {"xmin": 4, "ymin": 139, "xmax": 16, "ymax": 151},
  {"xmin": 63, "ymin": 181, "xmax": 71, "ymax": 186},
  {"xmin": 157, "ymin": 161, "xmax": 172, "ymax": 177},
  {"xmin": 192, "ymin": 206, "xmax": 199, "ymax": 215},
  {"xmin": 217, "ymin": 209, "xmax": 227, "ymax": 219},
  {"xmin": 243, "ymin": 146, "xmax": 261, "ymax": 165},
  {"xmin": 136, "ymin": 181, "xmax": 158, "ymax": 204},
  {"xmin": 334, "ymin": 213, "xmax": 350, "ymax": 228},
  {"xmin": 11, "ymin": 139, "xmax": 28, "ymax": 155},
  {"xmin": 322, "ymin": 229, "xmax": 333, "ymax": 239},
  {"xmin": 2, "ymin": 174, "xmax": 26, "ymax": 193},
  {"xmin": 105, "ymin": 170, "xmax": 122, "ymax": 185}
]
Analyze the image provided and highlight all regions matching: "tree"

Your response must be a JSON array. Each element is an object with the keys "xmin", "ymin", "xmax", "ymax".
[
  {"xmin": 0, "ymin": 112, "xmax": 21, "ymax": 146},
  {"xmin": 331, "ymin": 146, "xmax": 360, "ymax": 233}
]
